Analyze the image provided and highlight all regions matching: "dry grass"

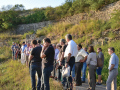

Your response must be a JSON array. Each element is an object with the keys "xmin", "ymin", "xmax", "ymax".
[
  {"xmin": 0, "ymin": 33, "xmax": 22, "ymax": 40},
  {"xmin": 0, "ymin": 60, "xmax": 63, "ymax": 90}
]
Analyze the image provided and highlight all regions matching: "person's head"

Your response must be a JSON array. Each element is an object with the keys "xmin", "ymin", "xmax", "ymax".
[
  {"xmin": 97, "ymin": 48, "xmax": 102, "ymax": 53},
  {"xmin": 65, "ymin": 34, "xmax": 72, "ymax": 43},
  {"xmin": 58, "ymin": 45, "xmax": 62, "ymax": 51},
  {"xmin": 22, "ymin": 42, "xmax": 25, "ymax": 45},
  {"xmin": 52, "ymin": 44, "xmax": 56, "ymax": 49},
  {"xmin": 19, "ymin": 44, "xmax": 21, "ymax": 47},
  {"xmin": 56, "ymin": 44, "xmax": 60, "ymax": 49},
  {"xmin": 38, "ymin": 40, "xmax": 41, "ymax": 44},
  {"xmin": 60, "ymin": 39, "xmax": 66, "ymax": 46},
  {"xmin": 88, "ymin": 46, "xmax": 95, "ymax": 53},
  {"xmin": 31, "ymin": 40, "xmax": 37, "ymax": 47},
  {"xmin": 108, "ymin": 47, "xmax": 115, "ymax": 55},
  {"xmin": 12, "ymin": 42, "xmax": 15, "ymax": 45},
  {"xmin": 27, "ymin": 43, "xmax": 30, "ymax": 47},
  {"xmin": 83, "ymin": 47, "xmax": 87, "ymax": 52},
  {"xmin": 43, "ymin": 38, "xmax": 51, "ymax": 47},
  {"xmin": 77, "ymin": 44, "xmax": 82, "ymax": 50}
]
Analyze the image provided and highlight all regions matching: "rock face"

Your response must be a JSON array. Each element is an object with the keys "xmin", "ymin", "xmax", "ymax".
[
  {"xmin": 15, "ymin": 21, "xmax": 53, "ymax": 34},
  {"xmin": 24, "ymin": 34, "xmax": 45, "ymax": 43}
]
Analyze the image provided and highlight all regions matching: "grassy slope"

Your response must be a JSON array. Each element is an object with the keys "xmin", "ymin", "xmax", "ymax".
[{"xmin": 0, "ymin": 60, "xmax": 62, "ymax": 90}]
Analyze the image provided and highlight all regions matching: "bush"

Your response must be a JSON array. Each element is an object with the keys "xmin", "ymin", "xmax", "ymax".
[{"xmin": 22, "ymin": 30, "xmax": 35, "ymax": 39}]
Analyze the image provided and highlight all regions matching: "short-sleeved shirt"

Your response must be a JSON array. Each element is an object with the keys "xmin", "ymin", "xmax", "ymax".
[
  {"xmin": 21, "ymin": 45, "xmax": 27, "ymax": 53},
  {"xmin": 108, "ymin": 53, "xmax": 119, "ymax": 70},
  {"xmin": 25, "ymin": 47, "xmax": 30, "ymax": 56},
  {"xmin": 64, "ymin": 40, "xmax": 78, "ymax": 57},
  {"xmin": 11, "ymin": 45, "xmax": 16, "ymax": 51},
  {"xmin": 31, "ymin": 46, "xmax": 42, "ymax": 63},
  {"xmin": 75, "ymin": 49, "xmax": 88, "ymax": 62},
  {"xmin": 98, "ymin": 52, "xmax": 104, "ymax": 67},
  {"xmin": 42, "ymin": 45, "xmax": 55, "ymax": 68}
]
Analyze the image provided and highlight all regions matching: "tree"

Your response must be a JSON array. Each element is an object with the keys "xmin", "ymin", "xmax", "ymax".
[{"xmin": 11, "ymin": 4, "xmax": 25, "ymax": 11}]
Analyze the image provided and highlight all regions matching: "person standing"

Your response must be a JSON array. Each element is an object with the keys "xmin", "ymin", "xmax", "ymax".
[
  {"xmin": 96, "ymin": 48, "xmax": 104, "ymax": 85},
  {"xmin": 41, "ymin": 38, "xmax": 55, "ymax": 90},
  {"xmin": 18, "ymin": 44, "xmax": 21, "ymax": 60},
  {"xmin": 24, "ymin": 43, "xmax": 30, "ymax": 67},
  {"xmin": 38, "ymin": 40, "xmax": 43, "ymax": 47},
  {"xmin": 57, "ymin": 39, "xmax": 67, "ymax": 81},
  {"xmin": 106, "ymin": 47, "xmax": 119, "ymax": 90},
  {"xmin": 75, "ymin": 44, "xmax": 88, "ymax": 86},
  {"xmin": 86, "ymin": 46, "xmax": 97, "ymax": 90},
  {"xmin": 82, "ymin": 47, "xmax": 89, "ymax": 83},
  {"xmin": 11, "ymin": 42, "xmax": 16, "ymax": 60},
  {"xmin": 52, "ymin": 44, "xmax": 59, "ymax": 79},
  {"xmin": 64, "ymin": 34, "xmax": 78, "ymax": 90},
  {"xmin": 29, "ymin": 40, "xmax": 42, "ymax": 90},
  {"xmin": 21, "ymin": 42, "xmax": 27, "ymax": 64}
]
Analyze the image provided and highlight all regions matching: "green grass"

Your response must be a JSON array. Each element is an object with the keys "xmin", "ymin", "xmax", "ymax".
[
  {"xmin": 0, "ymin": 60, "xmax": 63, "ymax": 90},
  {"xmin": 0, "ymin": 46, "xmax": 11, "ymax": 63},
  {"xmin": 0, "ymin": 60, "xmax": 31, "ymax": 90}
]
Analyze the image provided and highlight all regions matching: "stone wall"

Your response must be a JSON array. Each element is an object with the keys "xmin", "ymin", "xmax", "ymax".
[{"xmin": 15, "ymin": 21, "xmax": 53, "ymax": 34}]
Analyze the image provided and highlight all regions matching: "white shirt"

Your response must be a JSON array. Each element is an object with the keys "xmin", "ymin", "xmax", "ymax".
[
  {"xmin": 75, "ymin": 49, "xmax": 88, "ymax": 62},
  {"xmin": 64, "ymin": 40, "xmax": 78, "ymax": 57}
]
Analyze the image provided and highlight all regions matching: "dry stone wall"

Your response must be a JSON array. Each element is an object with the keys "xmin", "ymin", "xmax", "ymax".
[{"xmin": 15, "ymin": 21, "xmax": 53, "ymax": 34}]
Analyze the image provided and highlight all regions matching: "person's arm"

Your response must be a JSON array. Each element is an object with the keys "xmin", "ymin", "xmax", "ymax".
[
  {"xmin": 60, "ymin": 52, "xmax": 65, "ymax": 62},
  {"xmin": 86, "ymin": 54, "xmax": 91, "ymax": 66},
  {"xmin": 109, "ymin": 55, "xmax": 116, "ymax": 71},
  {"xmin": 80, "ymin": 56, "xmax": 87, "ymax": 62},
  {"xmin": 41, "ymin": 46, "xmax": 46, "ymax": 58},
  {"xmin": 29, "ymin": 48, "xmax": 34, "ymax": 61},
  {"xmin": 29, "ymin": 55, "xmax": 34, "ymax": 61},
  {"xmin": 80, "ymin": 50, "xmax": 88, "ymax": 62},
  {"xmin": 110, "ymin": 64, "xmax": 115, "ymax": 71},
  {"xmin": 65, "ymin": 53, "xmax": 71, "ymax": 67}
]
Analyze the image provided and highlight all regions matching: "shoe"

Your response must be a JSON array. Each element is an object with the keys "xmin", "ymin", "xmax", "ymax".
[
  {"xmin": 96, "ymin": 82, "xmax": 102, "ymax": 85},
  {"xmin": 74, "ymin": 84, "xmax": 82, "ymax": 86},
  {"xmin": 50, "ymin": 76, "xmax": 54, "ymax": 78},
  {"xmin": 87, "ymin": 88, "xmax": 92, "ymax": 90},
  {"xmin": 54, "ymin": 77, "xmax": 57, "ymax": 80},
  {"xmin": 82, "ymin": 81, "xmax": 85, "ymax": 83}
]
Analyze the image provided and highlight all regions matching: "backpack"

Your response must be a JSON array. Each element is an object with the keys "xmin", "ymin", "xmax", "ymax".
[{"xmin": 97, "ymin": 57, "xmax": 103, "ymax": 67}]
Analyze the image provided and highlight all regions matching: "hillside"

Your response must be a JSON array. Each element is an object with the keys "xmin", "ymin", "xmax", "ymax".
[{"xmin": 0, "ymin": 0, "xmax": 120, "ymax": 90}]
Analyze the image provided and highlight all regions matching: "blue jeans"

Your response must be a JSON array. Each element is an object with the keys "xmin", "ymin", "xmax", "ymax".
[
  {"xmin": 82, "ymin": 62, "xmax": 87, "ymax": 81},
  {"xmin": 30, "ymin": 63, "xmax": 42, "ymax": 90},
  {"xmin": 72, "ymin": 64, "xmax": 75, "ymax": 78},
  {"xmin": 41, "ymin": 65, "xmax": 53, "ymax": 90},
  {"xmin": 57, "ymin": 68, "xmax": 61, "ymax": 81}
]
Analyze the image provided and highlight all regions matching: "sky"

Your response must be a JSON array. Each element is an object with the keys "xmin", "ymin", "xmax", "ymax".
[{"xmin": 0, "ymin": 0, "xmax": 66, "ymax": 10}]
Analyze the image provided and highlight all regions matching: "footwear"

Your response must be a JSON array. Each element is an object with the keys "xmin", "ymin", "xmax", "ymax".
[
  {"xmin": 82, "ymin": 81, "xmax": 85, "ymax": 83},
  {"xmin": 96, "ymin": 82, "xmax": 102, "ymax": 85},
  {"xmin": 50, "ymin": 76, "xmax": 54, "ymax": 78},
  {"xmin": 87, "ymin": 88, "xmax": 92, "ymax": 90},
  {"xmin": 54, "ymin": 77, "xmax": 57, "ymax": 80},
  {"xmin": 74, "ymin": 84, "xmax": 82, "ymax": 86}
]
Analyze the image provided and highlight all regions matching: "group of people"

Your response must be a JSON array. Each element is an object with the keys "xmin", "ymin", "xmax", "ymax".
[{"xmin": 11, "ymin": 34, "xmax": 119, "ymax": 90}]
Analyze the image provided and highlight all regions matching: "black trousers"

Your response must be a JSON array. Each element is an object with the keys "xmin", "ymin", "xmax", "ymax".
[{"xmin": 75, "ymin": 62, "xmax": 83, "ymax": 85}]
